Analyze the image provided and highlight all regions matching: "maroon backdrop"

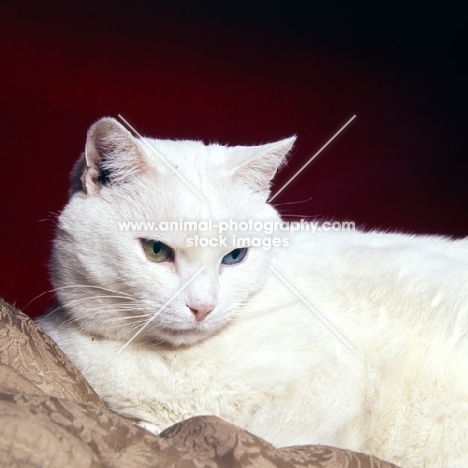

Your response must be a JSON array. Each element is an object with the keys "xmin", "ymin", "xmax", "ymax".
[{"xmin": 1, "ymin": 2, "xmax": 467, "ymax": 318}]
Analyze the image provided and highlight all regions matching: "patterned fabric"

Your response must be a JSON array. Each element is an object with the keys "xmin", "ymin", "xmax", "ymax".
[{"xmin": 0, "ymin": 299, "xmax": 400, "ymax": 468}]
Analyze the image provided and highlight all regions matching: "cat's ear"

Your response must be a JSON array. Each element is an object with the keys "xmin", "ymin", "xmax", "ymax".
[
  {"xmin": 71, "ymin": 117, "xmax": 146, "ymax": 195},
  {"xmin": 229, "ymin": 136, "xmax": 296, "ymax": 194}
]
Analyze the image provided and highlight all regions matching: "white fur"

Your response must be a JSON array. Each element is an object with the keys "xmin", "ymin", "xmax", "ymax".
[{"xmin": 37, "ymin": 118, "xmax": 468, "ymax": 468}]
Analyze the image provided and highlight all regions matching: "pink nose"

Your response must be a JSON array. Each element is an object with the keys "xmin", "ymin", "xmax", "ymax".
[{"xmin": 188, "ymin": 304, "xmax": 214, "ymax": 322}]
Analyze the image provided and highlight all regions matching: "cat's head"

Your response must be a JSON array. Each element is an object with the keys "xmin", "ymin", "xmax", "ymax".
[{"xmin": 51, "ymin": 117, "xmax": 295, "ymax": 346}]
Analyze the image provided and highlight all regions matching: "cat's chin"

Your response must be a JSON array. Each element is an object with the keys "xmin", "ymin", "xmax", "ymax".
[{"xmin": 155, "ymin": 326, "xmax": 215, "ymax": 347}]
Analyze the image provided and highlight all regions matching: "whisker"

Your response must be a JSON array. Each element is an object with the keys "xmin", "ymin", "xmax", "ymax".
[
  {"xmin": 45, "ymin": 295, "xmax": 137, "ymax": 314},
  {"xmin": 108, "ymin": 304, "xmax": 144, "ymax": 310},
  {"xmin": 57, "ymin": 317, "xmax": 76, "ymax": 331},
  {"xmin": 106, "ymin": 314, "xmax": 153, "ymax": 322},
  {"xmin": 24, "ymin": 284, "xmax": 134, "ymax": 309},
  {"xmin": 55, "ymin": 285, "xmax": 134, "ymax": 297},
  {"xmin": 272, "ymin": 196, "xmax": 313, "ymax": 206},
  {"xmin": 281, "ymin": 214, "xmax": 321, "ymax": 219}
]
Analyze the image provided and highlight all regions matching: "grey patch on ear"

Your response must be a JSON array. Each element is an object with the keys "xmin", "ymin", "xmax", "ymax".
[
  {"xmin": 69, "ymin": 154, "xmax": 87, "ymax": 197},
  {"xmin": 230, "ymin": 136, "xmax": 297, "ymax": 194},
  {"xmin": 71, "ymin": 117, "xmax": 147, "ymax": 196}
]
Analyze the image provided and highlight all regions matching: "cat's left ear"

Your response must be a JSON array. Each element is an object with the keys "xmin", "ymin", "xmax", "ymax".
[{"xmin": 229, "ymin": 136, "xmax": 296, "ymax": 194}]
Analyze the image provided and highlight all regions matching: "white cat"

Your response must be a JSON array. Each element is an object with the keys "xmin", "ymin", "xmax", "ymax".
[{"xmin": 37, "ymin": 117, "xmax": 468, "ymax": 468}]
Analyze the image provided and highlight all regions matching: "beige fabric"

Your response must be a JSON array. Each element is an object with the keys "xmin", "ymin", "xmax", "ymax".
[
  {"xmin": 0, "ymin": 299, "xmax": 104, "ymax": 406},
  {"xmin": 0, "ymin": 299, "xmax": 400, "ymax": 467}
]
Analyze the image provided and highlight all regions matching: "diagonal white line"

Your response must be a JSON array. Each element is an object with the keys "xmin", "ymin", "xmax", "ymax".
[
  {"xmin": 269, "ymin": 266, "xmax": 357, "ymax": 353},
  {"xmin": 269, "ymin": 115, "xmax": 356, "ymax": 202},
  {"xmin": 117, "ymin": 114, "xmax": 207, "ymax": 202},
  {"xmin": 117, "ymin": 267, "xmax": 206, "ymax": 354}
]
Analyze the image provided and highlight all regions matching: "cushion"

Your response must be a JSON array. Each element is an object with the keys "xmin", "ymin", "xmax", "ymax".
[{"xmin": 0, "ymin": 299, "xmax": 400, "ymax": 467}]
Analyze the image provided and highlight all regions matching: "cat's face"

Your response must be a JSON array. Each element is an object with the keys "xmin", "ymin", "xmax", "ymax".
[{"xmin": 51, "ymin": 118, "xmax": 295, "ymax": 346}]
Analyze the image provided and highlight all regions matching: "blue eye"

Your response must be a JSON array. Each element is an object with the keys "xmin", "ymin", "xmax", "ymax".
[{"xmin": 221, "ymin": 248, "xmax": 248, "ymax": 265}]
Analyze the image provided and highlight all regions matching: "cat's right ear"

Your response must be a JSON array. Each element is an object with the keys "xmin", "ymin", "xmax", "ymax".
[{"xmin": 70, "ymin": 117, "xmax": 146, "ymax": 196}]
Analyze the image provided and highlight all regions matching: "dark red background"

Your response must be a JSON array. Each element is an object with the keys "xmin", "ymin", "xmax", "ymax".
[{"xmin": 1, "ymin": 1, "xmax": 467, "ymax": 318}]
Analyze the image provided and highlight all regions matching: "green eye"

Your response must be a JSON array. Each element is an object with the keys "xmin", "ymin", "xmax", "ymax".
[{"xmin": 142, "ymin": 240, "xmax": 173, "ymax": 263}]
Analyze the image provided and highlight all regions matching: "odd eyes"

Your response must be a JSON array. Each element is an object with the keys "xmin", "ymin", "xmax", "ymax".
[
  {"xmin": 141, "ymin": 240, "xmax": 173, "ymax": 263},
  {"xmin": 221, "ymin": 248, "xmax": 248, "ymax": 266},
  {"xmin": 141, "ymin": 240, "xmax": 247, "ymax": 266}
]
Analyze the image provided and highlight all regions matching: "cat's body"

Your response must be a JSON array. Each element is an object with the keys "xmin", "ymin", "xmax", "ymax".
[{"xmin": 37, "ymin": 118, "xmax": 468, "ymax": 468}]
